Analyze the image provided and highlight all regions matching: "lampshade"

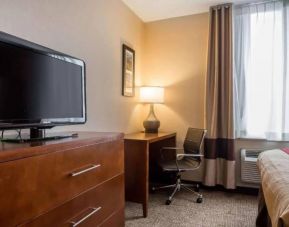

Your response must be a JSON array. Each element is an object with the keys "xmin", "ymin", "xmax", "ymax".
[{"xmin": 140, "ymin": 86, "xmax": 164, "ymax": 104}]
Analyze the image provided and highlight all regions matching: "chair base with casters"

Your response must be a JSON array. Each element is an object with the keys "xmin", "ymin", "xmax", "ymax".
[
  {"xmin": 152, "ymin": 128, "xmax": 207, "ymax": 205},
  {"xmin": 152, "ymin": 174, "xmax": 203, "ymax": 205}
]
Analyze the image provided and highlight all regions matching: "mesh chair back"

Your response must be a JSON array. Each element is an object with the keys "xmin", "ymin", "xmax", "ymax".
[{"xmin": 183, "ymin": 128, "xmax": 206, "ymax": 155}]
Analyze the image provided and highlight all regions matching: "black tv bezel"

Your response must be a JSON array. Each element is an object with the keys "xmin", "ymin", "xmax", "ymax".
[{"xmin": 0, "ymin": 31, "xmax": 87, "ymax": 130}]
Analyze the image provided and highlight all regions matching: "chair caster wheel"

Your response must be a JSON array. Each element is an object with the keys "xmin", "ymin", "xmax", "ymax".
[
  {"xmin": 196, "ymin": 197, "xmax": 203, "ymax": 203},
  {"xmin": 166, "ymin": 199, "xmax": 171, "ymax": 205}
]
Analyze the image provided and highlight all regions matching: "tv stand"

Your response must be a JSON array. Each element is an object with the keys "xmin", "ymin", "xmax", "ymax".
[
  {"xmin": 30, "ymin": 128, "xmax": 45, "ymax": 139},
  {"xmin": 1, "ymin": 128, "xmax": 78, "ymax": 143}
]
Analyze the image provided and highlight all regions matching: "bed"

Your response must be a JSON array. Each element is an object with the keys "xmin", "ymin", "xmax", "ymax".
[{"xmin": 257, "ymin": 149, "xmax": 289, "ymax": 227}]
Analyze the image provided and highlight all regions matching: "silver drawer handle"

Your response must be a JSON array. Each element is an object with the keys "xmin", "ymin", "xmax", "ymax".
[
  {"xmin": 70, "ymin": 164, "xmax": 101, "ymax": 177},
  {"xmin": 70, "ymin": 207, "xmax": 102, "ymax": 227}
]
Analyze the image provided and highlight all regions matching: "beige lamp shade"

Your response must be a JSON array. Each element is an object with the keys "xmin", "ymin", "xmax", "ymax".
[{"xmin": 139, "ymin": 86, "xmax": 164, "ymax": 103}]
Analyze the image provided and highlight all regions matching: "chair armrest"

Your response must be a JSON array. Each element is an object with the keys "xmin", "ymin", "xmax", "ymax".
[
  {"xmin": 175, "ymin": 154, "xmax": 203, "ymax": 171},
  {"xmin": 176, "ymin": 154, "xmax": 204, "ymax": 158},
  {"xmin": 159, "ymin": 148, "xmax": 203, "ymax": 171},
  {"xmin": 161, "ymin": 147, "xmax": 184, "ymax": 151}
]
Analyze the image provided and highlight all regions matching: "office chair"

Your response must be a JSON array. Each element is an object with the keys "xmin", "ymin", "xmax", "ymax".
[{"xmin": 152, "ymin": 128, "xmax": 207, "ymax": 205}]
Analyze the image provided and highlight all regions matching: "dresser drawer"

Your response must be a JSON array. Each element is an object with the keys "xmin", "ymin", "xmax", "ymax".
[
  {"xmin": 21, "ymin": 174, "xmax": 124, "ymax": 227},
  {"xmin": 0, "ymin": 139, "xmax": 124, "ymax": 227}
]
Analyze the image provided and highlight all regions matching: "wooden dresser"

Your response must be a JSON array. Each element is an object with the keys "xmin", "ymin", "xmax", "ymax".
[{"xmin": 0, "ymin": 132, "xmax": 125, "ymax": 227}]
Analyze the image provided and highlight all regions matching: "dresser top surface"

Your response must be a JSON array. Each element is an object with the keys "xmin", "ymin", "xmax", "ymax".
[{"xmin": 0, "ymin": 132, "xmax": 124, "ymax": 163}]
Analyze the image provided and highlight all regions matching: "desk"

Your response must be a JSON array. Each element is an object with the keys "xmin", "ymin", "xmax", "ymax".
[{"xmin": 124, "ymin": 132, "xmax": 176, "ymax": 217}]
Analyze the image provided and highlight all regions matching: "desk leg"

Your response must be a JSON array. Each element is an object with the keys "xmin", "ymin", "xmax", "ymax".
[
  {"xmin": 124, "ymin": 140, "xmax": 149, "ymax": 217},
  {"xmin": 142, "ymin": 203, "xmax": 148, "ymax": 218}
]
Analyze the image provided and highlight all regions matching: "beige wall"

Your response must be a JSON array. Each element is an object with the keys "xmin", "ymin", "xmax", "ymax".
[
  {"xmin": 0, "ymin": 1, "xmax": 210, "ymax": 181},
  {"xmin": 141, "ymin": 14, "xmax": 209, "ymax": 182},
  {"xmin": 0, "ymin": 0, "xmax": 145, "ymax": 133},
  {"xmin": 1, "ymin": 1, "xmax": 279, "ymax": 187},
  {"xmin": 142, "ymin": 14, "xmax": 209, "ymax": 144}
]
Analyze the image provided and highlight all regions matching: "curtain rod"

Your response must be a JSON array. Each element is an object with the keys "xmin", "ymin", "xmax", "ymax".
[{"xmin": 238, "ymin": 0, "xmax": 281, "ymax": 7}]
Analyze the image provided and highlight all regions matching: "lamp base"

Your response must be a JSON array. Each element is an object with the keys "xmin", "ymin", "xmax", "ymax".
[
  {"xmin": 143, "ymin": 103, "xmax": 160, "ymax": 133},
  {"xmin": 143, "ymin": 120, "xmax": 160, "ymax": 133}
]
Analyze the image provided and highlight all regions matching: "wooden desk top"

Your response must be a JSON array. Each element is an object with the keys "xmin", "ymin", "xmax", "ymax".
[{"xmin": 124, "ymin": 132, "xmax": 176, "ymax": 143}]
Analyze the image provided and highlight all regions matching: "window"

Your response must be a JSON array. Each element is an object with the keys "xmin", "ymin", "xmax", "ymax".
[{"xmin": 234, "ymin": 1, "xmax": 289, "ymax": 140}]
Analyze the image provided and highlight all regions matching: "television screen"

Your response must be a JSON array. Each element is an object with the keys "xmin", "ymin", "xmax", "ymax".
[{"xmin": 0, "ymin": 32, "xmax": 86, "ymax": 130}]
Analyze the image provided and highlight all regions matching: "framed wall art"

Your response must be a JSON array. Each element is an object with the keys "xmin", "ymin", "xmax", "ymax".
[{"xmin": 122, "ymin": 44, "xmax": 135, "ymax": 97}]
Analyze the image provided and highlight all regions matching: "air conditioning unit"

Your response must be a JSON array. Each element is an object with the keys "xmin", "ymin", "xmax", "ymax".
[{"xmin": 240, "ymin": 149, "xmax": 264, "ymax": 184}]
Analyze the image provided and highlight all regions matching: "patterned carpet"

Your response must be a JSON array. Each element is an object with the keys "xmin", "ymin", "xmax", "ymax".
[{"xmin": 125, "ymin": 190, "xmax": 258, "ymax": 227}]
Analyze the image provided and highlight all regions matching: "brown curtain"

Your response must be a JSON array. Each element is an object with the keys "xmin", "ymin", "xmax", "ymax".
[{"xmin": 203, "ymin": 3, "xmax": 235, "ymax": 189}]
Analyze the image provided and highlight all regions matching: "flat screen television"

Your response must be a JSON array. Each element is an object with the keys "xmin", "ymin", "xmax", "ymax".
[{"xmin": 0, "ymin": 32, "xmax": 86, "ymax": 141}]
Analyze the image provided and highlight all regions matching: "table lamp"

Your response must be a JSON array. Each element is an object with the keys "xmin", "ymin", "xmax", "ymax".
[{"xmin": 140, "ymin": 86, "xmax": 164, "ymax": 133}]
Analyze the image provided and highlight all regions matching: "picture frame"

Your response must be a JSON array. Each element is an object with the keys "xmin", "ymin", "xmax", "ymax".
[{"xmin": 122, "ymin": 44, "xmax": 135, "ymax": 97}]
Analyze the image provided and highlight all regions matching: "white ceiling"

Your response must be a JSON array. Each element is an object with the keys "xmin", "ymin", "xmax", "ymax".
[{"xmin": 122, "ymin": 0, "xmax": 253, "ymax": 22}]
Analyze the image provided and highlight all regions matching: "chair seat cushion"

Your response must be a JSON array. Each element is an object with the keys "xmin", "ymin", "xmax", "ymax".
[{"xmin": 159, "ymin": 158, "xmax": 199, "ymax": 171}]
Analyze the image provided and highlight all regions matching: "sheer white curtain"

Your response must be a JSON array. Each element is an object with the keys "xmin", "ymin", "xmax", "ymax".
[{"xmin": 234, "ymin": 0, "xmax": 289, "ymax": 140}]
